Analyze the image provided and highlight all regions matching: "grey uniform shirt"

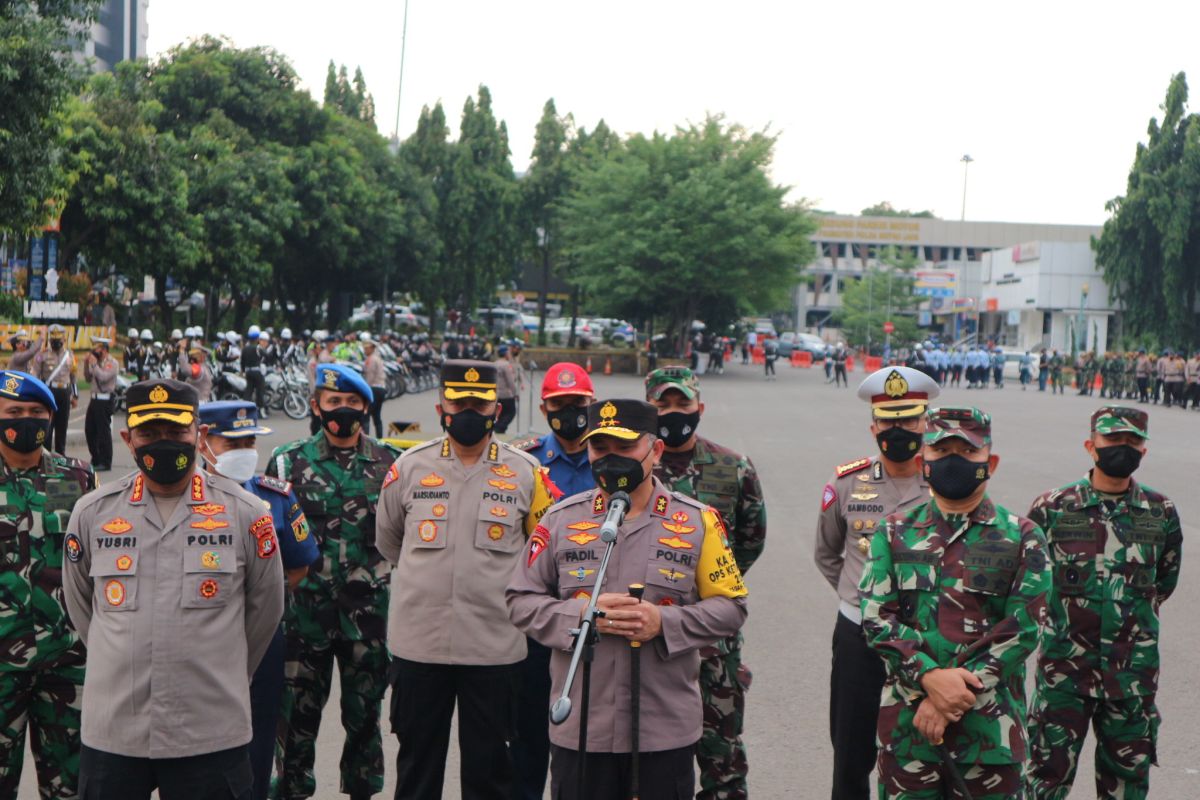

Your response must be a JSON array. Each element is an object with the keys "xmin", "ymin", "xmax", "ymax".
[
  {"xmin": 507, "ymin": 481, "xmax": 748, "ymax": 753},
  {"xmin": 813, "ymin": 455, "xmax": 927, "ymax": 618},
  {"xmin": 375, "ymin": 436, "xmax": 552, "ymax": 665},
  {"xmin": 84, "ymin": 353, "xmax": 118, "ymax": 397},
  {"xmin": 33, "ymin": 346, "xmax": 76, "ymax": 391},
  {"xmin": 62, "ymin": 469, "xmax": 285, "ymax": 759}
]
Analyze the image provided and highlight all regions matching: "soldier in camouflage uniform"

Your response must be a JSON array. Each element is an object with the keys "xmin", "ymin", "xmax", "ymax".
[
  {"xmin": 0, "ymin": 370, "xmax": 95, "ymax": 800},
  {"xmin": 860, "ymin": 406, "xmax": 1049, "ymax": 800},
  {"xmin": 269, "ymin": 364, "xmax": 401, "ymax": 800},
  {"xmin": 1025, "ymin": 406, "xmax": 1181, "ymax": 800},
  {"xmin": 644, "ymin": 367, "xmax": 765, "ymax": 800}
]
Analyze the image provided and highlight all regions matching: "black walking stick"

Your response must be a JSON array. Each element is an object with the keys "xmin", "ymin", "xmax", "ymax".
[
  {"xmin": 934, "ymin": 740, "xmax": 973, "ymax": 800},
  {"xmin": 627, "ymin": 583, "xmax": 645, "ymax": 800}
]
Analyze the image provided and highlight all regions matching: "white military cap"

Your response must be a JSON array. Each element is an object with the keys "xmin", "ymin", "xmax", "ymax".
[{"xmin": 856, "ymin": 365, "xmax": 940, "ymax": 418}]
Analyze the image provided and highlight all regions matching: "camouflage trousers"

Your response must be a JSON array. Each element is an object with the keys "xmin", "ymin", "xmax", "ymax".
[
  {"xmin": 272, "ymin": 634, "xmax": 390, "ymax": 799},
  {"xmin": 877, "ymin": 752, "xmax": 1022, "ymax": 799},
  {"xmin": 696, "ymin": 631, "xmax": 752, "ymax": 800},
  {"xmin": 0, "ymin": 663, "xmax": 84, "ymax": 800},
  {"xmin": 1027, "ymin": 687, "xmax": 1158, "ymax": 800}
]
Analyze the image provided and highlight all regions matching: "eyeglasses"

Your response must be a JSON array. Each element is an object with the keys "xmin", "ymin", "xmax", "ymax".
[{"xmin": 876, "ymin": 416, "xmax": 922, "ymax": 431}]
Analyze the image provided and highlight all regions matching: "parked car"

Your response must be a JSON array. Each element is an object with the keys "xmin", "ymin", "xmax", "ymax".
[
  {"xmin": 474, "ymin": 307, "xmax": 524, "ymax": 334},
  {"xmin": 545, "ymin": 317, "xmax": 598, "ymax": 346},
  {"xmin": 792, "ymin": 332, "xmax": 829, "ymax": 360},
  {"xmin": 590, "ymin": 318, "xmax": 637, "ymax": 346}
]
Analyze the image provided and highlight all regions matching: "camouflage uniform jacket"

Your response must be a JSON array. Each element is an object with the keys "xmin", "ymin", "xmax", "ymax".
[
  {"xmin": 860, "ymin": 496, "xmax": 1049, "ymax": 765},
  {"xmin": 0, "ymin": 450, "xmax": 95, "ymax": 671},
  {"xmin": 1027, "ymin": 474, "xmax": 1181, "ymax": 699},
  {"xmin": 653, "ymin": 436, "xmax": 765, "ymax": 575},
  {"xmin": 268, "ymin": 432, "xmax": 402, "ymax": 639}
]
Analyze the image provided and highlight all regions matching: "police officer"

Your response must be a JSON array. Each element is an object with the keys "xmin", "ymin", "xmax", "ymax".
[
  {"xmin": 645, "ymin": 366, "xmax": 765, "ymax": 800},
  {"xmin": 859, "ymin": 406, "xmax": 1049, "ymax": 800},
  {"xmin": 124, "ymin": 329, "xmax": 146, "ymax": 379},
  {"xmin": 62, "ymin": 378, "xmax": 285, "ymax": 799},
  {"xmin": 8, "ymin": 329, "xmax": 42, "ymax": 372},
  {"xmin": 0, "ymin": 371, "xmax": 95, "ymax": 799},
  {"xmin": 83, "ymin": 337, "xmax": 118, "ymax": 472},
  {"xmin": 33, "ymin": 324, "xmax": 78, "ymax": 454},
  {"xmin": 1025, "ymin": 407, "xmax": 1181, "ymax": 799},
  {"xmin": 511, "ymin": 361, "xmax": 596, "ymax": 800},
  {"xmin": 197, "ymin": 401, "xmax": 320, "ymax": 800},
  {"xmin": 814, "ymin": 366, "xmax": 938, "ymax": 800},
  {"xmin": 269, "ymin": 364, "xmax": 401, "ymax": 800},
  {"xmin": 375, "ymin": 360, "xmax": 556, "ymax": 800},
  {"xmin": 241, "ymin": 331, "xmax": 267, "ymax": 416},
  {"xmin": 508, "ymin": 398, "xmax": 748, "ymax": 800}
]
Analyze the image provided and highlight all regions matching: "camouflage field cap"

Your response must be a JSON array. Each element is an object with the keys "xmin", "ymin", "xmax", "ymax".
[
  {"xmin": 645, "ymin": 366, "xmax": 700, "ymax": 401},
  {"xmin": 924, "ymin": 406, "xmax": 991, "ymax": 448},
  {"xmin": 1091, "ymin": 405, "xmax": 1149, "ymax": 440}
]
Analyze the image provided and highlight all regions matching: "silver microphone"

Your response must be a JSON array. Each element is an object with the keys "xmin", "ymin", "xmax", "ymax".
[{"xmin": 599, "ymin": 491, "xmax": 630, "ymax": 543}]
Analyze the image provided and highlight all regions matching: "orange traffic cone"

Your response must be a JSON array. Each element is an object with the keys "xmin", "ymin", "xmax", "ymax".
[
  {"xmin": 604, "ymin": 357, "xmax": 612, "ymax": 375},
  {"xmin": 585, "ymin": 356, "xmax": 593, "ymax": 374}
]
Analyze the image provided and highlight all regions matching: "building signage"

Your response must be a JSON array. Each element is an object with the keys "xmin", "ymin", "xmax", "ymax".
[
  {"xmin": 1012, "ymin": 242, "xmax": 1040, "ymax": 263},
  {"xmin": 23, "ymin": 301, "xmax": 79, "ymax": 320},
  {"xmin": 816, "ymin": 217, "xmax": 921, "ymax": 244},
  {"xmin": 914, "ymin": 270, "xmax": 958, "ymax": 298}
]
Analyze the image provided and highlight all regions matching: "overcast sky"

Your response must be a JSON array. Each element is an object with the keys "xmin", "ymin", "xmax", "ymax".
[{"xmin": 147, "ymin": 0, "xmax": 1200, "ymax": 226}]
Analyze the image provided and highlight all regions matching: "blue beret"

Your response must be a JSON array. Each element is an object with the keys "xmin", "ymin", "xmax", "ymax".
[
  {"xmin": 198, "ymin": 400, "xmax": 272, "ymax": 438},
  {"xmin": 314, "ymin": 364, "xmax": 374, "ymax": 402},
  {"xmin": 0, "ymin": 370, "xmax": 56, "ymax": 412}
]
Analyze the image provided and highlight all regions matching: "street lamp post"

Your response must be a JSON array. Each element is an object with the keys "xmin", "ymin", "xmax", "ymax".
[
  {"xmin": 1076, "ymin": 282, "xmax": 1090, "ymax": 353},
  {"xmin": 960, "ymin": 154, "xmax": 974, "ymax": 222}
]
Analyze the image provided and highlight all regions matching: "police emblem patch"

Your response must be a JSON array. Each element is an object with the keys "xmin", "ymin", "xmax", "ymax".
[
  {"xmin": 116, "ymin": 554, "xmax": 133, "ymax": 571},
  {"xmin": 487, "ymin": 523, "xmax": 505, "ymax": 541},
  {"xmin": 419, "ymin": 520, "xmax": 438, "ymax": 542},
  {"xmin": 149, "ymin": 385, "xmax": 169, "ymax": 403},
  {"xmin": 104, "ymin": 579, "xmax": 126, "ymax": 607},
  {"xmin": 64, "ymin": 533, "xmax": 82, "ymax": 562},
  {"xmin": 201, "ymin": 551, "xmax": 221, "ymax": 569},
  {"xmin": 465, "ymin": 367, "xmax": 480, "ymax": 383},
  {"xmin": 199, "ymin": 578, "xmax": 219, "ymax": 599}
]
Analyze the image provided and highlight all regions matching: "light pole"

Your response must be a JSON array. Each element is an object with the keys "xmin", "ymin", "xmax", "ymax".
[
  {"xmin": 960, "ymin": 154, "xmax": 974, "ymax": 222},
  {"xmin": 1075, "ymin": 282, "xmax": 1090, "ymax": 354},
  {"xmin": 392, "ymin": 0, "xmax": 411, "ymax": 141}
]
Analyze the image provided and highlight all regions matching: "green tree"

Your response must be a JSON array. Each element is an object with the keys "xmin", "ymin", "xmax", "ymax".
[
  {"xmin": 860, "ymin": 201, "xmax": 936, "ymax": 218},
  {"xmin": 1, "ymin": 0, "xmax": 102, "ymax": 234},
  {"xmin": 1095, "ymin": 71, "xmax": 1200, "ymax": 347},
  {"xmin": 559, "ymin": 115, "xmax": 816, "ymax": 351},
  {"xmin": 522, "ymin": 99, "xmax": 571, "ymax": 343},
  {"xmin": 830, "ymin": 245, "xmax": 922, "ymax": 351},
  {"xmin": 400, "ymin": 102, "xmax": 454, "ymax": 331}
]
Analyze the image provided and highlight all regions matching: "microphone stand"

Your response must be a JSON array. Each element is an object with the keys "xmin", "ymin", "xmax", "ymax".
[
  {"xmin": 550, "ymin": 490, "xmax": 630, "ymax": 800},
  {"xmin": 627, "ymin": 582, "xmax": 645, "ymax": 800}
]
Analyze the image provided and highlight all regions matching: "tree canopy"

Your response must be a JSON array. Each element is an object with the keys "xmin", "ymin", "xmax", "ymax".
[
  {"xmin": 860, "ymin": 201, "xmax": 936, "ymax": 218},
  {"xmin": 1095, "ymin": 71, "xmax": 1200, "ymax": 348},
  {"xmin": 830, "ymin": 246, "xmax": 922, "ymax": 351}
]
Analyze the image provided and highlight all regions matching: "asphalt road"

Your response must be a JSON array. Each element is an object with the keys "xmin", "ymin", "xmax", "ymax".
[{"xmin": 20, "ymin": 362, "xmax": 1200, "ymax": 798}]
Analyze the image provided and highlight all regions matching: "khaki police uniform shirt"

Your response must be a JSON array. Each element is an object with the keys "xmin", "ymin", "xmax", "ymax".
[
  {"xmin": 62, "ymin": 469, "xmax": 285, "ymax": 759},
  {"xmin": 507, "ymin": 480, "xmax": 748, "ymax": 753},
  {"xmin": 375, "ymin": 436, "xmax": 555, "ymax": 665},
  {"xmin": 33, "ymin": 346, "xmax": 75, "ymax": 390},
  {"xmin": 84, "ymin": 353, "xmax": 118, "ymax": 397},
  {"xmin": 814, "ymin": 456, "xmax": 928, "ymax": 613}
]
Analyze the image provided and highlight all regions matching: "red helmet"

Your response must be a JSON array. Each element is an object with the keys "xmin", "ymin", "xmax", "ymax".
[{"xmin": 541, "ymin": 362, "xmax": 595, "ymax": 400}]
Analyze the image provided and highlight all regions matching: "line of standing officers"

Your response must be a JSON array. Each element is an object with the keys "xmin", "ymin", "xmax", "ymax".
[{"xmin": 816, "ymin": 365, "xmax": 1181, "ymax": 799}]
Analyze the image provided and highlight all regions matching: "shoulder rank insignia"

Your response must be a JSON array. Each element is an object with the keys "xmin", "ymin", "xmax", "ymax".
[
  {"xmin": 487, "ymin": 442, "xmax": 499, "ymax": 462},
  {"xmin": 256, "ymin": 475, "xmax": 292, "ymax": 495},
  {"xmin": 653, "ymin": 495, "xmax": 670, "ymax": 516},
  {"xmin": 191, "ymin": 474, "xmax": 206, "ymax": 502},
  {"xmin": 835, "ymin": 458, "xmax": 871, "ymax": 478}
]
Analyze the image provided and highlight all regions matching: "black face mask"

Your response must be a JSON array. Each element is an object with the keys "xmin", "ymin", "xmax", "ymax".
[
  {"xmin": 442, "ymin": 408, "xmax": 493, "ymax": 446},
  {"xmin": 50, "ymin": 340, "xmax": 63, "ymax": 351},
  {"xmin": 591, "ymin": 451, "xmax": 650, "ymax": 494},
  {"xmin": 0, "ymin": 417, "xmax": 50, "ymax": 454},
  {"xmin": 658, "ymin": 411, "xmax": 701, "ymax": 448},
  {"xmin": 1094, "ymin": 444, "xmax": 1143, "ymax": 479},
  {"xmin": 547, "ymin": 406, "xmax": 588, "ymax": 442},
  {"xmin": 875, "ymin": 426, "xmax": 922, "ymax": 462},
  {"xmin": 320, "ymin": 406, "xmax": 365, "ymax": 438},
  {"xmin": 134, "ymin": 439, "xmax": 196, "ymax": 484},
  {"xmin": 923, "ymin": 454, "xmax": 989, "ymax": 501}
]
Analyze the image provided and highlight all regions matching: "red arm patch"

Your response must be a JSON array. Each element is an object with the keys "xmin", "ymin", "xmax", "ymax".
[
  {"xmin": 381, "ymin": 461, "xmax": 400, "ymax": 490},
  {"xmin": 821, "ymin": 483, "xmax": 837, "ymax": 511},
  {"xmin": 528, "ymin": 525, "xmax": 550, "ymax": 567}
]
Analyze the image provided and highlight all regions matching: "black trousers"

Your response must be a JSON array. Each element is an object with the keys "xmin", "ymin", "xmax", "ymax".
[
  {"xmin": 495, "ymin": 396, "xmax": 518, "ymax": 434},
  {"xmin": 389, "ymin": 657, "xmax": 519, "ymax": 800},
  {"xmin": 369, "ymin": 385, "xmax": 387, "ymax": 439},
  {"xmin": 511, "ymin": 638, "xmax": 552, "ymax": 800},
  {"xmin": 829, "ymin": 612, "xmax": 886, "ymax": 800},
  {"xmin": 78, "ymin": 743, "xmax": 253, "ymax": 800},
  {"xmin": 84, "ymin": 397, "xmax": 113, "ymax": 469},
  {"xmin": 248, "ymin": 626, "xmax": 285, "ymax": 800},
  {"xmin": 549, "ymin": 744, "xmax": 694, "ymax": 800},
  {"xmin": 244, "ymin": 369, "xmax": 266, "ymax": 410},
  {"xmin": 49, "ymin": 387, "xmax": 71, "ymax": 454}
]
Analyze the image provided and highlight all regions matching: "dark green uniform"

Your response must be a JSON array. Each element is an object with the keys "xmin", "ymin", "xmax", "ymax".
[
  {"xmin": 1025, "ymin": 475, "xmax": 1181, "ymax": 800},
  {"xmin": 655, "ymin": 436, "xmax": 765, "ymax": 800},
  {"xmin": 268, "ymin": 432, "xmax": 401, "ymax": 799},
  {"xmin": 0, "ymin": 451, "xmax": 95, "ymax": 799}
]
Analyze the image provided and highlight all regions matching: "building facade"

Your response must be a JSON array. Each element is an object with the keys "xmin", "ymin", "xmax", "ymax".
[{"xmin": 77, "ymin": 0, "xmax": 149, "ymax": 72}]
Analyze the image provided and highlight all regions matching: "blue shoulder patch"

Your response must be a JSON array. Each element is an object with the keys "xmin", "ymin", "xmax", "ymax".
[{"xmin": 255, "ymin": 475, "xmax": 292, "ymax": 495}]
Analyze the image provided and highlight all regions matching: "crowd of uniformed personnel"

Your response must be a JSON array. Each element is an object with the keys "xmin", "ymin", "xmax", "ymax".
[
  {"xmin": 816, "ymin": 365, "xmax": 1181, "ymax": 800},
  {"xmin": 0, "ymin": 330, "xmax": 1183, "ymax": 800}
]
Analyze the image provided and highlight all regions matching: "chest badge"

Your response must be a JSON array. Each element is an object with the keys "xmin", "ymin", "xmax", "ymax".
[
  {"xmin": 856, "ymin": 473, "xmax": 872, "ymax": 482},
  {"xmin": 104, "ymin": 579, "xmax": 126, "ymax": 607},
  {"xmin": 568, "ymin": 567, "xmax": 595, "ymax": 582},
  {"xmin": 567, "ymin": 521, "xmax": 600, "ymax": 531},
  {"xmin": 566, "ymin": 532, "xmax": 599, "ymax": 546},
  {"xmin": 199, "ymin": 578, "xmax": 219, "ymax": 599},
  {"xmin": 419, "ymin": 520, "xmax": 438, "ymax": 542},
  {"xmin": 662, "ymin": 511, "xmax": 696, "ymax": 535},
  {"xmin": 487, "ymin": 524, "xmax": 505, "ymax": 541},
  {"xmin": 432, "ymin": 504, "xmax": 447, "ymax": 517},
  {"xmin": 491, "ymin": 465, "xmax": 516, "ymax": 478},
  {"xmin": 102, "ymin": 518, "xmax": 133, "ymax": 534},
  {"xmin": 658, "ymin": 568, "xmax": 686, "ymax": 584},
  {"xmin": 856, "ymin": 537, "xmax": 871, "ymax": 554},
  {"xmin": 420, "ymin": 473, "xmax": 445, "ymax": 488},
  {"xmin": 489, "ymin": 506, "xmax": 508, "ymax": 518},
  {"xmin": 658, "ymin": 535, "xmax": 694, "ymax": 550},
  {"xmin": 851, "ymin": 491, "xmax": 879, "ymax": 501},
  {"xmin": 190, "ymin": 517, "xmax": 229, "ymax": 531},
  {"xmin": 193, "ymin": 503, "xmax": 226, "ymax": 517},
  {"xmin": 200, "ymin": 551, "xmax": 221, "ymax": 569},
  {"xmin": 488, "ymin": 479, "xmax": 517, "ymax": 491},
  {"xmin": 115, "ymin": 554, "xmax": 134, "ymax": 571}
]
